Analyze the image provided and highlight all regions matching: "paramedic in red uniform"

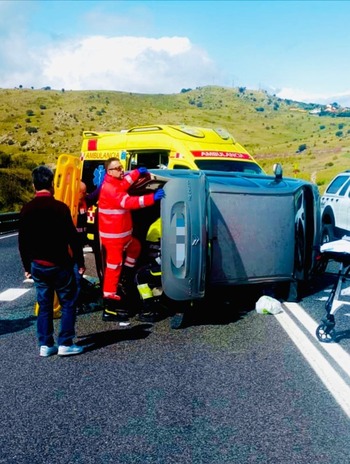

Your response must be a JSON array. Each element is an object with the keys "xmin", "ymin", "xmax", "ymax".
[{"xmin": 98, "ymin": 157, "xmax": 165, "ymax": 322}]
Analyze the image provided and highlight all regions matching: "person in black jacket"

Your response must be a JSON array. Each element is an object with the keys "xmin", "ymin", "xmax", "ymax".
[{"xmin": 18, "ymin": 166, "xmax": 85, "ymax": 357}]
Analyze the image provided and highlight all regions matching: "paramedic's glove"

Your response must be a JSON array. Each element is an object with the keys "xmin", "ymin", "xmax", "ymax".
[
  {"xmin": 138, "ymin": 167, "xmax": 148, "ymax": 176},
  {"xmin": 154, "ymin": 189, "xmax": 165, "ymax": 201}
]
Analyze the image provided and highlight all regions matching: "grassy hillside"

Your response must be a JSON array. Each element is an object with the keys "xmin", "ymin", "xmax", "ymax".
[{"xmin": 1, "ymin": 85, "xmax": 350, "ymax": 211}]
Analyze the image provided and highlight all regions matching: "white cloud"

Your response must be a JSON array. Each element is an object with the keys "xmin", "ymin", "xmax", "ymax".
[
  {"xmin": 1, "ymin": 34, "xmax": 219, "ymax": 93},
  {"xmin": 275, "ymin": 87, "xmax": 329, "ymax": 104},
  {"xmin": 275, "ymin": 87, "xmax": 350, "ymax": 107}
]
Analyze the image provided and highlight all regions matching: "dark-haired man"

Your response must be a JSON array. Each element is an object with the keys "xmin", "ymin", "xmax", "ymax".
[{"xmin": 18, "ymin": 165, "xmax": 85, "ymax": 357}]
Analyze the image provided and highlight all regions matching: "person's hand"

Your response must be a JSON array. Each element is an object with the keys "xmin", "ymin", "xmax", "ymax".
[
  {"xmin": 78, "ymin": 266, "xmax": 86, "ymax": 275},
  {"xmin": 138, "ymin": 167, "xmax": 148, "ymax": 176},
  {"xmin": 24, "ymin": 271, "xmax": 31, "ymax": 279},
  {"xmin": 154, "ymin": 189, "xmax": 165, "ymax": 201}
]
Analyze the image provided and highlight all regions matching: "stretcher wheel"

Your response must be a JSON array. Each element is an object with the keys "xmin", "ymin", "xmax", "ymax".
[{"xmin": 316, "ymin": 322, "xmax": 335, "ymax": 343}]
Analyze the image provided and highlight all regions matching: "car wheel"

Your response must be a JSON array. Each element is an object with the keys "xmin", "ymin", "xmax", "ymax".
[{"xmin": 321, "ymin": 224, "xmax": 334, "ymax": 244}]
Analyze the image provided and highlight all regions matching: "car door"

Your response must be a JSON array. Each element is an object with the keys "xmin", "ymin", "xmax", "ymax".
[{"xmin": 160, "ymin": 171, "xmax": 208, "ymax": 301}]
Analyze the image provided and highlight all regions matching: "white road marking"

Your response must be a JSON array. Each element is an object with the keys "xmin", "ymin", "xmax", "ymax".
[
  {"xmin": 0, "ymin": 233, "xmax": 18, "ymax": 240},
  {"xmin": 0, "ymin": 288, "xmax": 30, "ymax": 301},
  {"xmin": 276, "ymin": 302, "xmax": 350, "ymax": 418}
]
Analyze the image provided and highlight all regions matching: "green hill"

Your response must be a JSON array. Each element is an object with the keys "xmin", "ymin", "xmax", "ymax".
[{"xmin": 1, "ymin": 85, "xmax": 350, "ymax": 211}]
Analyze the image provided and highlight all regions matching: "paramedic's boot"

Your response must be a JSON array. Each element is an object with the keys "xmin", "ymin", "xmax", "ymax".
[{"xmin": 102, "ymin": 295, "xmax": 129, "ymax": 322}]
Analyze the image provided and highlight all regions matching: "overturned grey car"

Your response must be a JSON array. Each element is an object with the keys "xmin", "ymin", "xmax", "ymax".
[
  {"xmin": 129, "ymin": 165, "xmax": 321, "ymax": 325},
  {"xmin": 53, "ymin": 154, "xmax": 320, "ymax": 328}
]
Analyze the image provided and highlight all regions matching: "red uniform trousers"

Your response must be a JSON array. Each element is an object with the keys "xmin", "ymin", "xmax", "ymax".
[{"xmin": 102, "ymin": 235, "xmax": 141, "ymax": 297}]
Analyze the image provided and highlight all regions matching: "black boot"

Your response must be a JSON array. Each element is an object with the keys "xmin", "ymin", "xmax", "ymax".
[
  {"xmin": 119, "ymin": 266, "xmax": 138, "ymax": 315},
  {"xmin": 137, "ymin": 298, "xmax": 159, "ymax": 323},
  {"xmin": 102, "ymin": 297, "xmax": 129, "ymax": 322}
]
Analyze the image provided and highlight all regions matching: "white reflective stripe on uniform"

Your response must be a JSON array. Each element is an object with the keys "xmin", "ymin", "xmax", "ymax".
[
  {"xmin": 123, "ymin": 239, "xmax": 132, "ymax": 250},
  {"xmin": 106, "ymin": 262, "xmax": 122, "ymax": 269},
  {"xmin": 139, "ymin": 196, "xmax": 146, "ymax": 207},
  {"xmin": 125, "ymin": 256, "xmax": 137, "ymax": 266},
  {"xmin": 104, "ymin": 291, "xmax": 116, "ymax": 297},
  {"xmin": 120, "ymin": 194, "xmax": 129, "ymax": 208},
  {"xmin": 99, "ymin": 208, "xmax": 126, "ymax": 215},
  {"xmin": 100, "ymin": 230, "xmax": 132, "ymax": 239},
  {"xmin": 125, "ymin": 174, "xmax": 133, "ymax": 185}
]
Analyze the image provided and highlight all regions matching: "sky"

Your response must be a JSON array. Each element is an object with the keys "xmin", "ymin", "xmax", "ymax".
[{"xmin": 1, "ymin": 0, "xmax": 350, "ymax": 106}]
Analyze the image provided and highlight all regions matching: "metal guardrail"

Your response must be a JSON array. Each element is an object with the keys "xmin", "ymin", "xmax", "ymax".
[{"xmin": 0, "ymin": 212, "xmax": 19, "ymax": 234}]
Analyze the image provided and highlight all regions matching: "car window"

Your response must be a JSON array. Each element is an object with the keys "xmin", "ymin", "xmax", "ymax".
[
  {"xmin": 325, "ymin": 175, "xmax": 350, "ymax": 195},
  {"xmin": 194, "ymin": 159, "xmax": 264, "ymax": 174},
  {"xmin": 339, "ymin": 178, "xmax": 350, "ymax": 196}
]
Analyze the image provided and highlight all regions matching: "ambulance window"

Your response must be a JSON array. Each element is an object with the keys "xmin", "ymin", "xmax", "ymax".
[
  {"xmin": 173, "ymin": 164, "xmax": 190, "ymax": 169},
  {"xmin": 129, "ymin": 150, "xmax": 169, "ymax": 169}
]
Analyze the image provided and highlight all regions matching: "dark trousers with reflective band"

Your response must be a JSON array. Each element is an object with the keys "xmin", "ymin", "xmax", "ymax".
[
  {"xmin": 135, "ymin": 263, "xmax": 162, "ymax": 310},
  {"xmin": 31, "ymin": 261, "xmax": 77, "ymax": 347}
]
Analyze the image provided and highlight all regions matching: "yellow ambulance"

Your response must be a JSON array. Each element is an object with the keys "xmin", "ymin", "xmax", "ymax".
[
  {"xmin": 80, "ymin": 124, "xmax": 264, "ymax": 258},
  {"xmin": 81, "ymin": 124, "xmax": 264, "ymax": 183}
]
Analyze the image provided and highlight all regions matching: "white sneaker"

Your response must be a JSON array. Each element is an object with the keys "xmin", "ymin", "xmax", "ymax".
[
  {"xmin": 40, "ymin": 345, "xmax": 58, "ymax": 357},
  {"xmin": 58, "ymin": 344, "xmax": 84, "ymax": 356}
]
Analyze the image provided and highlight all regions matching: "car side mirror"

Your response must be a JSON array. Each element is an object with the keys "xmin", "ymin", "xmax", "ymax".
[{"xmin": 273, "ymin": 163, "xmax": 283, "ymax": 180}]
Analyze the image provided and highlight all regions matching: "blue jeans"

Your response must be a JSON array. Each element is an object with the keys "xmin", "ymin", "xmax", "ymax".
[
  {"xmin": 73, "ymin": 263, "xmax": 83, "ymax": 306},
  {"xmin": 31, "ymin": 261, "xmax": 77, "ymax": 347}
]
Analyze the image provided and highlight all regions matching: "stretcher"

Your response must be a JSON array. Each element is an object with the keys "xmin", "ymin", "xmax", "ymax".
[{"xmin": 316, "ymin": 238, "xmax": 350, "ymax": 343}]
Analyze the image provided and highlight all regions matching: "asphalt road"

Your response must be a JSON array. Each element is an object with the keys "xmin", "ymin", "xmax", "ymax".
[{"xmin": 1, "ymin": 234, "xmax": 350, "ymax": 464}]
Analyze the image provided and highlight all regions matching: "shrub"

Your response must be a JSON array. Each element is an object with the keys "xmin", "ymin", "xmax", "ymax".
[
  {"xmin": 0, "ymin": 168, "xmax": 33, "ymax": 212},
  {"xmin": 25, "ymin": 126, "xmax": 38, "ymax": 134},
  {"xmin": 0, "ymin": 153, "xmax": 12, "ymax": 168}
]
